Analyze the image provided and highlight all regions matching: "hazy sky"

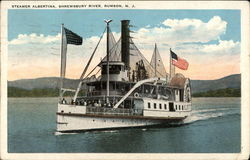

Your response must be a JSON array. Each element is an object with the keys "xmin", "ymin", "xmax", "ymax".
[{"xmin": 8, "ymin": 9, "xmax": 240, "ymax": 80}]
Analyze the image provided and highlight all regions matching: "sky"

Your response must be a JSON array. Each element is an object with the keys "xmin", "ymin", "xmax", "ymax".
[{"xmin": 8, "ymin": 9, "xmax": 241, "ymax": 81}]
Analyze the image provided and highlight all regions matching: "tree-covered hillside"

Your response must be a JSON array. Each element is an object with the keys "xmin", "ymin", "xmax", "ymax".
[{"xmin": 192, "ymin": 88, "xmax": 240, "ymax": 97}]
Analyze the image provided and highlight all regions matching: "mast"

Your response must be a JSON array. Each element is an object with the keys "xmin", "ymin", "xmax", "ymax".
[
  {"xmin": 154, "ymin": 43, "xmax": 157, "ymax": 77},
  {"xmin": 105, "ymin": 20, "xmax": 112, "ymax": 104}
]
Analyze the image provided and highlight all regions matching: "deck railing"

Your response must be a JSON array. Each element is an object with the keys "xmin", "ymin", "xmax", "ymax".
[{"xmin": 86, "ymin": 107, "xmax": 143, "ymax": 116}]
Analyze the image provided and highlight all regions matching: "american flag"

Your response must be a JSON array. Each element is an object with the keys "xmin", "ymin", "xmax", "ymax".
[
  {"xmin": 171, "ymin": 50, "xmax": 189, "ymax": 70},
  {"xmin": 64, "ymin": 27, "xmax": 82, "ymax": 45}
]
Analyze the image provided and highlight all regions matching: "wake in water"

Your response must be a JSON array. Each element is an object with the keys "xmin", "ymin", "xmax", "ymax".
[
  {"xmin": 54, "ymin": 131, "xmax": 78, "ymax": 136},
  {"xmin": 183, "ymin": 107, "xmax": 240, "ymax": 124}
]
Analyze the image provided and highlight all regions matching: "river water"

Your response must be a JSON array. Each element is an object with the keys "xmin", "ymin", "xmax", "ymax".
[{"xmin": 8, "ymin": 97, "xmax": 240, "ymax": 153}]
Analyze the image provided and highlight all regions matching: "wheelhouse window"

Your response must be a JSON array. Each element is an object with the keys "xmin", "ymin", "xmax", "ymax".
[
  {"xmin": 148, "ymin": 102, "xmax": 151, "ymax": 109},
  {"xmin": 101, "ymin": 65, "xmax": 121, "ymax": 74}
]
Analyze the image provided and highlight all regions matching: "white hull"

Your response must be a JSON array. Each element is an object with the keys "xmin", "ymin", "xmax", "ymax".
[
  {"xmin": 56, "ymin": 102, "xmax": 191, "ymax": 132},
  {"xmin": 57, "ymin": 114, "xmax": 185, "ymax": 132}
]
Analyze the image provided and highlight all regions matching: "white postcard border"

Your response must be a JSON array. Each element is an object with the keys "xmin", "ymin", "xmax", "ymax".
[{"xmin": 1, "ymin": 1, "xmax": 249, "ymax": 160}]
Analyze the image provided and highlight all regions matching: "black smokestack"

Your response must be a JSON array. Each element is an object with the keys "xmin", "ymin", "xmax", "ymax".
[{"xmin": 121, "ymin": 20, "xmax": 130, "ymax": 69}]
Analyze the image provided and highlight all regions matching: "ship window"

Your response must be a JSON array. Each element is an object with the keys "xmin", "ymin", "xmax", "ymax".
[
  {"xmin": 164, "ymin": 104, "xmax": 167, "ymax": 110},
  {"xmin": 154, "ymin": 103, "xmax": 157, "ymax": 109},
  {"xmin": 175, "ymin": 105, "xmax": 177, "ymax": 110},
  {"xmin": 159, "ymin": 104, "xmax": 162, "ymax": 109},
  {"xmin": 182, "ymin": 105, "xmax": 184, "ymax": 110},
  {"xmin": 116, "ymin": 83, "xmax": 120, "ymax": 89},
  {"xmin": 179, "ymin": 105, "xmax": 181, "ymax": 110},
  {"xmin": 148, "ymin": 102, "xmax": 151, "ymax": 109}
]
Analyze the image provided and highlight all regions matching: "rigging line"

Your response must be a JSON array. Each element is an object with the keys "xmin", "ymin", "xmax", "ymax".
[
  {"xmin": 137, "ymin": 48, "xmax": 165, "ymax": 77},
  {"xmin": 79, "ymin": 27, "xmax": 106, "ymax": 80},
  {"xmin": 153, "ymin": 45, "xmax": 167, "ymax": 75},
  {"xmin": 99, "ymin": 36, "xmax": 120, "ymax": 62},
  {"xmin": 110, "ymin": 38, "xmax": 121, "ymax": 61},
  {"xmin": 130, "ymin": 39, "xmax": 165, "ymax": 77},
  {"xmin": 73, "ymin": 27, "xmax": 106, "ymax": 101},
  {"xmin": 95, "ymin": 68, "xmax": 101, "ymax": 75},
  {"xmin": 84, "ymin": 64, "xmax": 98, "ymax": 78},
  {"xmin": 103, "ymin": 31, "xmax": 119, "ymax": 60},
  {"xmin": 84, "ymin": 36, "xmax": 121, "ymax": 80}
]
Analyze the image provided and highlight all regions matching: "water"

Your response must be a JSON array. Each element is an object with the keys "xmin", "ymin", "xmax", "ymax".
[{"xmin": 8, "ymin": 97, "xmax": 241, "ymax": 153}]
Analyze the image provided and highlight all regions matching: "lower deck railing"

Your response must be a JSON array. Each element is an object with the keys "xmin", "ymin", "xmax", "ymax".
[{"xmin": 86, "ymin": 107, "xmax": 143, "ymax": 116}]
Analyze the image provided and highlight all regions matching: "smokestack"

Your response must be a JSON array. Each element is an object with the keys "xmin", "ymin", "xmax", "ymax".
[{"xmin": 121, "ymin": 20, "xmax": 130, "ymax": 69}]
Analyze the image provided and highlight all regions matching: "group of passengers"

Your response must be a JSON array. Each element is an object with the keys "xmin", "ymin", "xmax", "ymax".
[{"xmin": 61, "ymin": 98, "xmax": 116, "ymax": 108}]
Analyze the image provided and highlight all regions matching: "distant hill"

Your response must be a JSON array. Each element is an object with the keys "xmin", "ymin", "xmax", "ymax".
[
  {"xmin": 193, "ymin": 88, "xmax": 240, "ymax": 97},
  {"xmin": 191, "ymin": 74, "xmax": 240, "ymax": 93},
  {"xmin": 8, "ymin": 77, "xmax": 80, "ymax": 90},
  {"xmin": 8, "ymin": 74, "xmax": 241, "ymax": 94},
  {"xmin": 8, "ymin": 87, "xmax": 59, "ymax": 97}
]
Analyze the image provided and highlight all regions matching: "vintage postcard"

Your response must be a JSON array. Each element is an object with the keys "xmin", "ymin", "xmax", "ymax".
[{"xmin": 1, "ymin": 1, "xmax": 249, "ymax": 160}]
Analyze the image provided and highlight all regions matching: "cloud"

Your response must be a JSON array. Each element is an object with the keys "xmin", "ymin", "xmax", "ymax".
[
  {"xmin": 9, "ymin": 33, "xmax": 61, "ymax": 45},
  {"xmin": 8, "ymin": 31, "xmax": 121, "ymax": 80},
  {"xmin": 8, "ymin": 16, "xmax": 240, "ymax": 80},
  {"xmin": 134, "ymin": 16, "xmax": 227, "ymax": 47},
  {"xmin": 173, "ymin": 40, "xmax": 240, "ymax": 57},
  {"xmin": 199, "ymin": 40, "xmax": 240, "ymax": 55}
]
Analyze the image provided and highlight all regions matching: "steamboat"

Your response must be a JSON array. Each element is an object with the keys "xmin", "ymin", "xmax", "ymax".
[{"xmin": 56, "ymin": 20, "xmax": 192, "ymax": 133}]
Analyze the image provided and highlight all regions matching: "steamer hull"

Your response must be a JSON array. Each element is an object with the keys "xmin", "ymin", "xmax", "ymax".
[{"xmin": 56, "ymin": 101, "xmax": 191, "ymax": 132}]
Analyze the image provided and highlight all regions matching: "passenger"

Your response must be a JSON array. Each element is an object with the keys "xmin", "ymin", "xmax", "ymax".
[
  {"xmin": 79, "ymin": 100, "xmax": 83, "ymax": 105},
  {"xmin": 62, "ymin": 98, "xmax": 66, "ymax": 104},
  {"xmin": 83, "ymin": 101, "xmax": 87, "ymax": 106}
]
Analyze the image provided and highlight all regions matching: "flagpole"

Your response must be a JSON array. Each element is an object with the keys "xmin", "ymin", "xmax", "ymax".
[
  {"xmin": 59, "ymin": 23, "xmax": 64, "ymax": 100},
  {"xmin": 169, "ymin": 48, "xmax": 172, "ymax": 80}
]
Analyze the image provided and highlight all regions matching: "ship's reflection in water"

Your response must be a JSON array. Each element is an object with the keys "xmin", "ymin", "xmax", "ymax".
[{"xmin": 8, "ymin": 97, "xmax": 240, "ymax": 153}]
